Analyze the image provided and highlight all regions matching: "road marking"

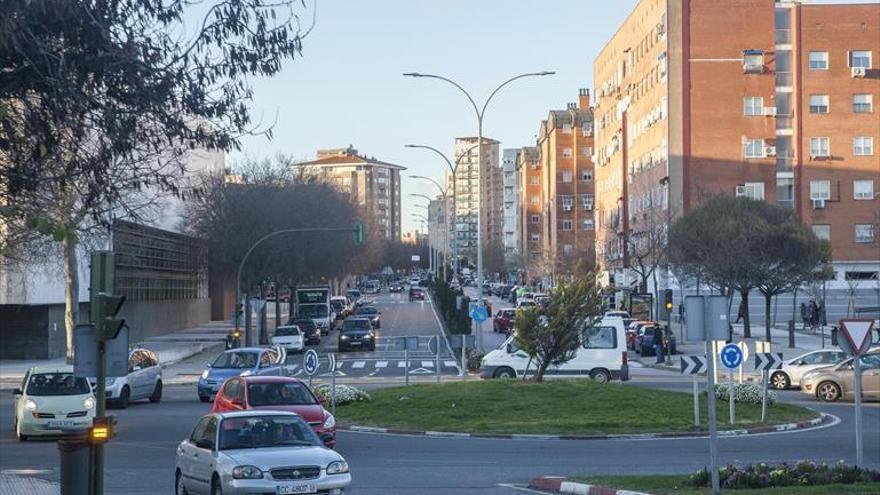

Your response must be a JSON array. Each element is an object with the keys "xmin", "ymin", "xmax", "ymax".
[
  {"xmin": 496, "ymin": 484, "xmax": 550, "ymax": 494},
  {"xmin": 421, "ymin": 361, "xmax": 434, "ymax": 368},
  {"xmin": 352, "ymin": 361, "xmax": 366, "ymax": 369},
  {"xmin": 409, "ymin": 367, "xmax": 433, "ymax": 374},
  {"xmin": 397, "ymin": 361, "xmax": 406, "ymax": 368},
  {"xmin": 375, "ymin": 361, "xmax": 388, "ymax": 368}
]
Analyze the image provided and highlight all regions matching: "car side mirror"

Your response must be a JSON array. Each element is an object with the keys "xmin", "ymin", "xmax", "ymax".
[
  {"xmin": 12, "ymin": 388, "xmax": 22, "ymax": 396},
  {"xmin": 206, "ymin": 363, "xmax": 213, "ymax": 368},
  {"xmin": 506, "ymin": 344, "xmax": 514, "ymax": 354},
  {"xmin": 195, "ymin": 439, "xmax": 215, "ymax": 450}
]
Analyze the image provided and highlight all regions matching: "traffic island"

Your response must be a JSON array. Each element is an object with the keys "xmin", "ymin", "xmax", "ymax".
[{"xmin": 332, "ymin": 380, "xmax": 821, "ymax": 437}]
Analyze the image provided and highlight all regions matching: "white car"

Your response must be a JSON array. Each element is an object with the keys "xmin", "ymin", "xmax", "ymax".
[
  {"xmin": 175, "ymin": 411, "xmax": 351, "ymax": 495},
  {"xmin": 89, "ymin": 348, "xmax": 163, "ymax": 409},
  {"xmin": 271, "ymin": 325, "xmax": 305, "ymax": 353},
  {"xmin": 605, "ymin": 310, "xmax": 631, "ymax": 319},
  {"xmin": 770, "ymin": 349, "xmax": 850, "ymax": 389},
  {"xmin": 13, "ymin": 365, "xmax": 96, "ymax": 441}
]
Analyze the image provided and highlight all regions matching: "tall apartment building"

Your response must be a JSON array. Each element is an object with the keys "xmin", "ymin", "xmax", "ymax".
[
  {"xmin": 518, "ymin": 147, "xmax": 542, "ymax": 270},
  {"xmin": 502, "ymin": 149, "xmax": 522, "ymax": 263},
  {"xmin": 594, "ymin": 0, "xmax": 879, "ymax": 288},
  {"xmin": 519, "ymin": 90, "xmax": 596, "ymax": 280},
  {"xmin": 448, "ymin": 137, "xmax": 502, "ymax": 267},
  {"xmin": 297, "ymin": 146, "xmax": 404, "ymax": 241}
]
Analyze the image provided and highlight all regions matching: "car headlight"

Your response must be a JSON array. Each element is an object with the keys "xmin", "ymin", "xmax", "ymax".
[
  {"xmin": 365, "ymin": 334, "xmax": 373, "ymax": 340},
  {"xmin": 105, "ymin": 377, "xmax": 116, "ymax": 386},
  {"xmin": 323, "ymin": 414, "xmax": 336, "ymax": 429},
  {"xmin": 24, "ymin": 399, "xmax": 37, "ymax": 411},
  {"xmin": 231, "ymin": 465, "xmax": 263, "ymax": 479},
  {"xmin": 340, "ymin": 335, "xmax": 349, "ymax": 340},
  {"xmin": 326, "ymin": 461, "xmax": 349, "ymax": 475},
  {"xmin": 240, "ymin": 370, "xmax": 253, "ymax": 377},
  {"xmin": 84, "ymin": 397, "xmax": 96, "ymax": 410},
  {"xmin": 200, "ymin": 370, "xmax": 209, "ymax": 380}
]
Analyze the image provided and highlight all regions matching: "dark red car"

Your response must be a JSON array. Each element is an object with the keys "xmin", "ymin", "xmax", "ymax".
[
  {"xmin": 493, "ymin": 308, "xmax": 516, "ymax": 334},
  {"xmin": 409, "ymin": 287, "xmax": 425, "ymax": 301},
  {"xmin": 211, "ymin": 376, "xmax": 336, "ymax": 447}
]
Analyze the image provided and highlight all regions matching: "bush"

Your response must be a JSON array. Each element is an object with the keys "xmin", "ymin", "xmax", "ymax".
[
  {"xmin": 466, "ymin": 349, "xmax": 484, "ymax": 373},
  {"xmin": 312, "ymin": 384, "xmax": 371, "ymax": 406},
  {"xmin": 714, "ymin": 382, "xmax": 776, "ymax": 405},
  {"xmin": 687, "ymin": 461, "xmax": 880, "ymax": 490}
]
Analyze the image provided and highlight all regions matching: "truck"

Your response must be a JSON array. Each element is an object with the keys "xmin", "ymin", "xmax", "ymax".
[{"xmin": 295, "ymin": 285, "xmax": 334, "ymax": 335}]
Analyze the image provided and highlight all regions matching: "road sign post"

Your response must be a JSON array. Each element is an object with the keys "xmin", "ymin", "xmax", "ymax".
[
  {"xmin": 303, "ymin": 349, "xmax": 320, "ymax": 389},
  {"xmin": 754, "ymin": 346, "xmax": 782, "ymax": 423},
  {"xmin": 429, "ymin": 336, "xmax": 441, "ymax": 383},
  {"xmin": 461, "ymin": 335, "xmax": 466, "ymax": 377},
  {"xmin": 720, "ymin": 343, "xmax": 743, "ymax": 425},
  {"xmin": 680, "ymin": 355, "xmax": 706, "ymax": 428},
  {"xmin": 838, "ymin": 319, "xmax": 875, "ymax": 467},
  {"xmin": 328, "ymin": 353, "xmax": 337, "ymax": 416}
]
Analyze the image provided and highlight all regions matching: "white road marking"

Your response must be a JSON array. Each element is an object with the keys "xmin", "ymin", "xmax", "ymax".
[
  {"xmin": 421, "ymin": 361, "xmax": 434, "ymax": 368},
  {"xmin": 375, "ymin": 361, "xmax": 388, "ymax": 368},
  {"xmin": 444, "ymin": 361, "xmax": 457, "ymax": 368},
  {"xmin": 409, "ymin": 367, "xmax": 433, "ymax": 374},
  {"xmin": 352, "ymin": 361, "xmax": 366, "ymax": 369},
  {"xmin": 397, "ymin": 361, "xmax": 406, "ymax": 367}
]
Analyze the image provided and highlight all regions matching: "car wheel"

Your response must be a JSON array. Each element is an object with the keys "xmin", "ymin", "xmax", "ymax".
[
  {"xmin": 175, "ymin": 469, "xmax": 188, "ymax": 495},
  {"xmin": 211, "ymin": 474, "xmax": 223, "ymax": 495},
  {"xmin": 590, "ymin": 369, "xmax": 612, "ymax": 383},
  {"xmin": 771, "ymin": 371, "xmax": 790, "ymax": 390},
  {"xmin": 493, "ymin": 367, "xmax": 516, "ymax": 379},
  {"xmin": 149, "ymin": 381, "xmax": 163, "ymax": 403},
  {"xmin": 117, "ymin": 386, "xmax": 131, "ymax": 409},
  {"xmin": 816, "ymin": 381, "xmax": 841, "ymax": 402}
]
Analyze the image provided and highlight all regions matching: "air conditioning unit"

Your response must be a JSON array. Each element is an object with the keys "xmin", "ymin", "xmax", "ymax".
[
  {"xmin": 852, "ymin": 66, "xmax": 867, "ymax": 78},
  {"xmin": 763, "ymin": 106, "xmax": 777, "ymax": 116},
  {"xmin": 583, "ymin": 202, "xmax": 594, "ymax": 211},
  {"xmin": 736, "ymin": 185, "xmax": 746, "ymax": 197},
  {"xmin": 812, "ymin": 198, "xmax": 826, "ymax": 209},
  {"xmin": 764, "ymin": 146, "xmax": 777, "ymax": 157}
]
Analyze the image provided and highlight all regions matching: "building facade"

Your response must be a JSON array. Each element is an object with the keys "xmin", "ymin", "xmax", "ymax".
[
  {"xmin": 502, "ymin": 149, "xmax": 522, "ymax": 263},
  {"xmin": 449, "ymin": 137, "xmax": 502, "ymax": 267},
  {"xmin": 593, "ymin": 0, "xmax": 879, "ymax": 290},
  {"xmin": 297, "ymin": 146, "xmax": 404, "ymax": 241}
]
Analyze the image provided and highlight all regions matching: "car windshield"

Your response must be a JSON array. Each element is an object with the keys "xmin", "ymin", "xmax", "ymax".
[
  {"xmin": 343, "ymin": 319, "xmax": 372, "ymax": 331},
  {"xmin": 212, "ymin": 352, "xmax": 258, "ymax": 369},
  {"xmin": 247, "ymin": 382, "xmax": 317, "ymax": 406},
  {"xmin": 357, "ymin": 307, "xmax": 377, "ymax": 315},
  {"xmin": 298, "ymin": 305, "xmax": 328, "ymax": 318},
  {"xmin": 26, "ymin": 373, "xmax": 91, "ymax": 396},
  {"xmin": 274, "ymin": 326, "xmax": 300, "ymax": 337},
  {"xmin": 291, "ymin": 319, "xmax": 315, "ymax": 330},
  {"xmin": 218, "ymin": 415, "xmax": 321, "ymax": 450}
]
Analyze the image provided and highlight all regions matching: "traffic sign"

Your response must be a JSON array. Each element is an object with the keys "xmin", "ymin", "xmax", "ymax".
[
  {"xmin": 680, "ymin": 355, "xmax": 706, "ymax": 375},
  {"xmin": 327, "ymin": 353, "xmax": 337, "ymax": 372},
  {"xmin": 395, "ymin": 336, "xmax": 419, "ymax": 351},
  {"xmin": 429, "ymin": 336, "xmax": 440, "ymax": 354},
  {"xmin": 303, "ymin": 349, "xmax": 320, "ymax": 376},
  {"xmin": 839, "ymin": 319, "xmax": 875, "ymax": 356},
  {"xmin": 754, "ymin": 352, "xmax": 784, "ymax": 371},
  {"xmin": 470, "ymin": 305, "xmax": 489, "ymax": 323},
  {"xmin": 272, "ymin": 345, "xmax": 287, "ymax": 364},
  {"xmin": 720, "ymin": 343, "xmax": 743, "ymax": 369}
]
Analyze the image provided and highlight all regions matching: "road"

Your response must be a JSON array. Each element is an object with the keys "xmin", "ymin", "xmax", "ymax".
[{"xmin": 1, "ymin": 289, "xmax": 878, "ymax": 494}]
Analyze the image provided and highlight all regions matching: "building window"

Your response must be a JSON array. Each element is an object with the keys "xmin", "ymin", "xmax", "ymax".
[
  {"xmin": 530, "ymin": 214, "xmax": 540, "ymax": 224},
  {"xmin": 809, "ymin": 51, "xmax": 828, "ymax": 70},
  {"xmin": 580, "ymin": 170, "xmax": 593, "ymax": 182},
  {"xmin": 744, "ymin": 139, "xmax": 765, "ymax": 158},
  {"xmin": 850, "ymin": 50, "xmax": 872, "ymax": 69},
  {"xmin": 810, "ymin": 137, "xmax": 830, "ymax": 157},
  {"xmin": 562, "ymin": 220, "xmax": 573, "ymax": 231},
  {"xmin": 809, "ymin": 95, "xmax": 829, "ymax": 114},
  {"xmin": 736, "ymin": 182, "xmax": 764, "ymax": 200},
  {"xmin": 853, "ymin": 94, "xmax": 873, "ymax": 113},
  {"xmin": 854, "ymin": 180, "xmax": 874, "ymax": 199},
  {"xmin": 530, "ymin": 233, "xmax": 540, "ymax": 242},
  {"xmin": 561, "ymin": 171, "xmax": 573, "ymax": 183},
  {"xmin": 581, "ymin": 194, "xmax": 594, "ymax": 210},
  {"xmin": 562, "ymin": 148, "xmax": 573, "ymax": 158},
  {"xmin": 582, "ymin": 219, "xmax": 594, "ymax": 231},
  {"xmin": 530, "ymin": 176, "xmax": 539, "ymax": 185},
  {"xmin": 811, "ymin": 225, "xmax": 831, "ymax": 240},
  {"xmin": 562, "ymin": 123, "xmax": 572, "ymax": 134},
  {"xmin": 810, "ymin": 180, "xmax": 831, "ymax": 200},
  {"xmin": 561, "ymin": 195, "xmax": 574, "ymax": 211},
  {"xmin": 743, "ymin": 96, "xmax": 764, "ymax": 116},
  {"xmin": 743, "ymin": 51, "xmax": 764, "ymax": 72},
  {"xmin": 776, "ymin": 178, "xmax": 794, "ymax": 208},
  {"xmin": 855, "ymin": 224, "xmax": 874, "ymax": 244},
  {"xmin": 563, "ymin": 244, "xmax": 574, "ymax": 255},
  {"xmin": 530, "ymin": 195, "xmax": 539, "ymax": 205},
  {"xmin": 854, "ymin": 136, "xmax": 874, "ymax": 156},
  {"xmin": 582, "ymin": 147, "xmax": 593, "ymax": 157}
]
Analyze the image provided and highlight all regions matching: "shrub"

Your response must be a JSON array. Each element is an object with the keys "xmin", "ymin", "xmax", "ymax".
[
  {"xmin": 713, "ymin": 382, "xmax": 776, "ymax": 405},
  {"xmin": 312, "ymin": 384, "xmax": 371, "ymax": 406},
  {"xmin": 687, "ymin": 461, "xmax": 880, "ymax": 490}
]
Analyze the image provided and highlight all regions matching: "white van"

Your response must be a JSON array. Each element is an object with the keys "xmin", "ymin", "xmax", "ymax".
[{"xmin": 479, "ymin": 317, "xmax": 629, "ymax": 383}]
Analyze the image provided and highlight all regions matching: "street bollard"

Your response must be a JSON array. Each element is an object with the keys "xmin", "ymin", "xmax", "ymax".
[
  {"xmin": 58, "ymin": 438, "xmax": 93, "ymax": 494},
  {"xmin": 788, "ymin": 320, "xmax": 795, "ymax": 349},
  {"xmin": 831, "ymin": 326, "xmax": 838, "ymax": 346}
]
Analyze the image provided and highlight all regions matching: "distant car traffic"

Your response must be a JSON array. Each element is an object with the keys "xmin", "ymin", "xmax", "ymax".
[
  {"xmin": 409, "ymin": 287, "xmax": 425, "ymax": 302},
  {"xmin": 626, "ymin": 321, "xmax": 654, "ymax": 350},
  {"xmin": 338, "ymin": 318, "xmax": 376, "ymax": 352},
  {"xmin": 800, "ymin": 349, "xmax": 880, "ymax": 402},
  {"xmin": 493, "ymin": 308, "xmax": 516, "ymax": 334},
  {"xmin": 89, "ymin": 348, "xmax": 163, "ymax": 409},
  {"xmin": 13, "ymin": 366, "xmax": 96, "ymax": 441},
  {"xmin": 330, "ymin": 297, "xmax": 348, "ymax": 320},
  {"xmin": 271, "ymin": 325, "xmax": 304, "ymax": 353},
  {"xmin": 288, "ymin": 317, "xmax": 321, "ymax": 343},
  {"xmin": 175, "ymin": 411, "xmax": 350, "ymax": 495},
  {"xmin": 211, "ymin": 376, "xmax": 336, "ymax": 448},
  {"xmin": 345, "ymin": 289, "xmax": 362, "ymax": 306},
  {"xmin": 197, "ymin": 348, "xmax": 283, "ymax": 403},
  {"xmin": 770, "ymin": 349, "xmax": 850, "ymax": 389},
  {"xmin": 354, "ymin": 305, "xmax": 381, "ymax": 328},
  {"xmin": 635, "ymin": 324, "xmax": 677, "ymax": 356},
  {"xmin": 389, "ymin": 282, "xmax": 404, "ymax": 293}
]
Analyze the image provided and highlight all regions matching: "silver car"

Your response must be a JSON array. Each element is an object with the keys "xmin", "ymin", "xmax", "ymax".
[
  {"xmin": 89, "ymin": 348, "xmax": 162, "ymax": 408},
  {"xmin": 175, "ymin": 411, "xmax": 351, "ymax": 495},
  {"xmin": 770, "ymin": 349, "xmax": 849, "ymax": 389},
  {"xmin": 800, "ymin": 350, "xmax": 880, "ymax": 402}
]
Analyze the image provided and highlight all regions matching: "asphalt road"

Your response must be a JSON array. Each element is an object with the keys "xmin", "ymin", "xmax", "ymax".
[{"xmin": 2, "ymin": 290, "xmax": 878, "ymax": 494}]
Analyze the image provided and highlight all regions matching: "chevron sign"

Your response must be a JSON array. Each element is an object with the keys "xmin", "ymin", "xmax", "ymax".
[
  {"xmin": 680, "ymin": 355, "xmax": 706, "ymax": 375},
  {"xmin": 754, "ymin": 352, "xmax": 784, "ymax": 371}
]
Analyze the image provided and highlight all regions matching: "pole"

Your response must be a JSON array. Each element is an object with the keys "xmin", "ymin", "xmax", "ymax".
[
  {"xmin": 705, "ymin": 314, "xmax": 721, "ymax": 494},
  {"xmin": 94, "ymin": 339, "xmax": 106, "ymax": 495},
  {"xmin": 405, "ymin": 348, "xmax": 410, "ymax": 386},
  {"xmin": 761, "ymin": 370, "xmax": 768, "ymax": 422},
  {"xmin": 854, "ymin": 354, "xmax": 863, "ymax": 466},
  {"xmin": 89, "ymin": 251, "xmax": 116, "ymax": 495},
  {"xmin": 460, "ymin": 334, "xmax": 466, "ymax": 377},
  {"xmin": 436, "ymin": 337, "xmax": 441, "ymax": 383},
  {"xmin": 475, "ymin": 120, "xmax": 484, "ymax": 353},
  {"xmin": 728, "ymin": 368, "xmax": 736, "ymax": 425},
  {"xmin": 693, "ymin": 374, "xmax": 700, "ymax": 428},
  {"xmin": 331, "ymin": 362, "xmax": 337, "ymax": 417}
]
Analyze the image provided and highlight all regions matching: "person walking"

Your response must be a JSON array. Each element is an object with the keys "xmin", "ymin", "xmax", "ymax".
[
  {"xmin": 734, "ymin": 298, "xmax": 746, "ymax": 323},
  {"xmin": 654, "ymin": 325, "xmax": 665, "ymax": 364}
]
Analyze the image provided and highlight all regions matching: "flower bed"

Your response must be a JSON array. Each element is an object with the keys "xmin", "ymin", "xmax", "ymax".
[
  {"xmin": 687, "ymin": 461, "xmax": 880, "ymax": 490},
  {"xmin": 714, "ymin": 382, "xmax": 776, "ymax": 405},
  {"xmin": 313, "ymin": 384, "xmax": 371, "ymax": 406}
]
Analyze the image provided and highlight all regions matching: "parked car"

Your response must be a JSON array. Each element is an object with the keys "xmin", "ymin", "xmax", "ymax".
[
  {"xmin": 493, "ymin": 308, "xmax": 516, "ymax": 334},
  {"xmin": 635, "ymin": 325, "xmax": 677, "ymax": 356},
  {"xmin": 338, "ymin": 318, "xmax": 376, "ymax": 352},
  {"xmin": 800, "ymin": 349, "xmax": 880, "ymax": 402},
  {"xmin": 516, "ymin": 299, "xmax": 536, "ymax": 309},
  {"xmin": 770, "ymin": 349, "xmax": 850, "ymax": 389},
  {"xmin": 626, "ymin": 321, "xmax": 654, "ymax": 350},
  {"xmin": 89, "ymin": 348, "xmax": 162, "ymax": 409},
  {"xmin": 534, "ymin": 294, "xmax": 550, "ymax": 307},
  {"xmin": 211, "ymin": 376, "xmax": 336, "ymax": 448},
  {"xmin": 13, "ymin": 366, "xmax": 96, "ymax": 441},
  {"xmin": 288, "ymin": 317, "xmax": 321, "ymax": 343},
  {"xmin": 197, "ymin": 348, "xmax": 283, "ymax": 403},
  {"xmin": 354, "ymin": 305, "xmax": 381, "ymax": 328},
  {"xmin": 271, "ymin": 325, "xmax": 304, "ymax": 353},
  {"xmin": 605, "ymin": 310, "xmax": 631, "ymax": 319},
  {"xmin": 409, "ymin": 287, "xmax": 426, "ymax": 302},
  {"xmin": 175, "ymin": 411, "xmax": 350, "ymax": 495}
]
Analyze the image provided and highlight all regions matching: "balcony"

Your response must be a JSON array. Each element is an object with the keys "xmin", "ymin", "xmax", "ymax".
[
  {"xmin": 775, "ymin": 71, "xmax": 792, "ymax": 87},
  {"xmin": 774, "ymin": 29, "xmax": 791, "ymax": 45}
]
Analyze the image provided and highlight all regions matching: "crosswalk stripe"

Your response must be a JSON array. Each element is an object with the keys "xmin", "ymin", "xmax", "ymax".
[
  {"xmin": 352, "ymin": 361, "xmax": 366, "ymax": 369},
  {"xmin": 444, "ymin": 361, "xmax": 457, "ymax": 368},
  {"xmin": 397, "ymin": 361, "xmax": 406, "ymax": 367},
  {"xmin": 375, "ymin": 361, "xmax": 388, "ymax": 368},
  {"xmin": 421, "ymin": 361, "xmax": 434, "ymax": 368}
]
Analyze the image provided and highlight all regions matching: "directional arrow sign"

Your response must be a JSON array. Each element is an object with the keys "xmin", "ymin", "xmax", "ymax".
[
  {"xmin": 839, "ymin": 319, "xmax": 875, "ymax": 356},
  {"xmin": 327, "ymin": 353, "xmax": 337, "ymax": 373},
  {"xmin": 680, "ymin": 355, "xmax": 707, "ymax": 375},
  {"xmin": 754, "ymin": 352, "xmax": 784, "ymax": 371}
]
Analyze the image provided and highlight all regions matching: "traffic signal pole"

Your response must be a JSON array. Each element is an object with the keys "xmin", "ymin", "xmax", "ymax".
[{"xmin": 89, "ymin": 252, "xmax": 118, "ymax": 495}]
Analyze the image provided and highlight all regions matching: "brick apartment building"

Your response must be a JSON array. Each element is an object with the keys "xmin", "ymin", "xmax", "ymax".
[{"xmin": 594, "ymin": 0, "xmax": 879, "ymax": 292}]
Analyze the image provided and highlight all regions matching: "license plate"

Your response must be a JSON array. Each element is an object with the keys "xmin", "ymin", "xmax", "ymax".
[
  {"xmin": 276, "ymin": 484, "xmax": 317, "ymax": 494},
  {"xmin": 349, "ymin": 341, "xmax": 361, "ymax": 346},
  {"xmin": 47, "ymin": 420, "xmax": 76, "ymax": 429}
]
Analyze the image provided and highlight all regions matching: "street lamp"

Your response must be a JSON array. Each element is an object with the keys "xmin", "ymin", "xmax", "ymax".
[
  {"xmin": 404, "ymin": 71, "xmax": 555, "ymax": 351},
  {"xmin": 411, "ymin": 192, "xmax": 448, "ymax": 281}
]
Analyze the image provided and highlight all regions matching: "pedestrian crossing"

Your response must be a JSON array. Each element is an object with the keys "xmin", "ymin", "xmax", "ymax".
[{"xmin": 282, "ymin": 358, "xmax": 461, "ymax": 377}]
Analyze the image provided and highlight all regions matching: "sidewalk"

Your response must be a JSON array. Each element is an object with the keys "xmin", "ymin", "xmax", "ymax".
[{"xmin": 0, "ymin": 472, "xmax": 59, "ymax": 495}]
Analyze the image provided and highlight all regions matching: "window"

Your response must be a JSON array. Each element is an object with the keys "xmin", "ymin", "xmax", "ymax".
[
  {"xmin": 853, "ymin": 94, "xmax": 873, "ymax": 113},
  {"xmin": 852, "ymin": 180, "xmax": 874, "ymax": 200},
  {"xmin": 850, "ymin": 50, "xmax": 872, "ymax": 68},
  {"xmin": 530, "ymin": 233, "xmax": 540, "ymax": 242},
  {"xmin": 582, "ymin": 326, "xmax": 617, "ymax": 349},
  {"xmin": 810, "ymin": 180, "xmax": 831, "ymax": 200},
  {"xmin": 810, "ymin": 137, "xmax": 830, "ymax": 157},
  {"xmin": 736, "ymin": 182, "xmax": 764, "ymax": 200},
  {"xmin": 562, "ymin": 148, "xmax": 573, "ymax": 158},
  {"xmin": 562, "ymin": 123, "xmax": 572, "ymax": 134},
  {"xmin": 855, "ymin": 224, "xmax": 874, "ymax": 243},
  {"xmin": 811, "ymin": 225, "xmax": 831, "ymax": 240},
  {"xmin": 561, "ymin": 195, "xmax": 574, "ymax": 211},
  {"xmin": 562, "ymin": 220, "xmax": 573, "ymax": 231},
  {"xmin": 530, "ymin": 214, "xmax": 540, "ymax": 224},
  {"xmin": 854, "ymin": 136, "xmax": 874, "ymax": 156},
  {"xmin": 563, "ymin": 244, "xmax": 573, "ymax": 254},
  {"xmin": 809, "ymin": 51, "xmax": 828, "ymax": 70},
  {"xmin": 582, "ymin": 219, "xmax": 594, "ymax": 231},
  {"xmin": 529, "ymin": 176, "xmax": 539, "ymax": 185},
  {"xmin": 809, "ymin": 95, "xmax": 829, "ymax": 114},
  {"xmin": 581, "ymin": 194, "xmax": 594, "ymax": 210},
  {"xmin": 530, "ymin": 195, "xmax": 539, "ymax": 205},
  {"xmin": 580, "ymin": 170, "xmax": 593, "ymax": 182},
  {"xmin": 744, "ymin": 139, "xmax": 765, "ymax": 158},
  {"xmin": 581, "ymin": 147, "xmax": 593, "ymax": 157},
  {"xmin": 562, "ymin": 171, "xmax": 573, "ymax": 183},
  {"xmin": 743, "ymin": 96, "xmax": 764, "ymax": 116},
  {"xmin": 743, "ymin": 51, "xmax": 764, "ymax": 72}
]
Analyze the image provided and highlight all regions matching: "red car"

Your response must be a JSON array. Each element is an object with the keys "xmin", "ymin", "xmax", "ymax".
[
  {"xmin": 493, "ymin": 308, "xmax": 516, "ymax": 334},
  {"xmin": 211, "ymin": 376, "xmax": 336, "ymax": 448}
]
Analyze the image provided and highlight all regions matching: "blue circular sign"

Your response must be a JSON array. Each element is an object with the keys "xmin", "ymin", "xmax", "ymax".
[
  {"xmin": 303, "ymin": 349, "xmax": 320, "ymax": 376},
  {"xmin": 720, "ymin": 343, "xmax": 743, "ymax": 369},
  {"xmin": 470, "ymin": 305, "xmax": 489, "ymax": 323}
]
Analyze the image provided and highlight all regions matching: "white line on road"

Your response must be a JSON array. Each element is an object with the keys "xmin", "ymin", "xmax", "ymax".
[
  {"xmin": 352, "ymin": 361, "xmax": 366, "ymax": 369},
  {"xmin": 375, "ymin": 361, "xmax": 388, "ymax": 368},
  {"xmin": 444, "ymin": 360, "xmax": 457, "ymax": 367},
  {"xmin": 421, "ymin": 361, "xmax": 434, "ymax": 368},
  {"xmin": 397, "ymin": 361, "xmax": 406, "ymax": 367}
]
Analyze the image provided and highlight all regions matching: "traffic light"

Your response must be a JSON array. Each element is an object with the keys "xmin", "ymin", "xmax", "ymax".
[
  {"xmin": 89, "ymin": 416, "xmax": 117, "ymax": 444},
  {"xmin": 353, "ymin": 222, "xmax": 366, "ymax": 246},
  {"xmin": 94, "ymin": 293, "xmax": 126, "ymax": 341},
  {"xmin": 664, "ymin": 289, "xmax": 674, "ymax": 312}
]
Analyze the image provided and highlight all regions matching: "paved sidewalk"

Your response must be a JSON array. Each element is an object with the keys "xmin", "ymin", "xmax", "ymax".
[{"xmin": 0, "ymin": 472, "xmax": 59, "ymax": 495}]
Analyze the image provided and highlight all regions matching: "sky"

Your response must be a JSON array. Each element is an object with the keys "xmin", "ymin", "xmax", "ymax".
[{"xmin": 229, "ymin": 0, "xmax": 875, "ymax": 236}]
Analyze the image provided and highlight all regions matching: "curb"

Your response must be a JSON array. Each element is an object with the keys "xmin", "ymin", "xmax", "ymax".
[
  {"xmin": 338, "ymin": 413, "xmax": 831, "ymax": 441},
  {"xmin": 530, "ymin": 476, "xmax": 653, "ymax": 495}
]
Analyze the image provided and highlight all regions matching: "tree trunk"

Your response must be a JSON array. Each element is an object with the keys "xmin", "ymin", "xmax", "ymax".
[
  {"xmin": 765, "ymin": 293, "xmax": 773, "ymax": 343},
  {"xmin": 740, "ymin": 289, "xmax": 751, "ymax": 338},
  {"xmin": 534, "ymin": 359, "xmax": 551, "ymax": 383},
  {"xmin": 63, "ymin": 234, "xmax": 79, "ymax": 364}
]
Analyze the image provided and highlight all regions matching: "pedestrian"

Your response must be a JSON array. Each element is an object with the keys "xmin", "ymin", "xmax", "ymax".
[
  {"xmin": 734, "ymin": 298, "xmax": 746, "ymax": 323},
  {"xmin": 809, "ymin": 299, "xmax": 819, "ymax": 328},
  {"xmin": 678, "ymin": 302, "xmax": 685, "ymax": 325},
  {"xmin": 654, "ymin": 325, "xmax": 665, "ymax": 364}
]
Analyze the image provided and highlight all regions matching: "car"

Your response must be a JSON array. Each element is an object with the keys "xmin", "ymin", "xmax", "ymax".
[
  {"xmin": 605, "ymin": 310, "xmax": 632, "ymax": 319},
  {"xmin": 13, "ymin": 365, "xmax": 96, "ymax": 441},
  {"xmin": 330, "ymin": 297, "xmax": 348, "ymax": 319},
  {"xmin": 271, "ymin": 325, "xmax": 304, "ymax": 353},
  {"xmin": 338, "ymin": 318, "xmax": 376, "ymax": 352},
  {"xmin": 345, "ymin": 289, "xmax": 361, "ymax": 306},
  {"xmin": 635, "ymin": 324, "xmax": 677, "ymax": 356},
  {"xmin": 800, "ymin": 350, "xmax": 880, "ymax": 402},
  {"xmin": 418, "ymin": 278, "xmax": 429, "ymax": 287},
  {"xmin": 493, "ymin": 308, "xmax": 516, "ymax": 334},
  {"xmin": 288, "ymin": 317, "xmax": 320, "ymax": 344},
  {"xmin": 89, "ymin": 348, "xmax": 163, "ymax": 409},
  {"xmin": 211, "ymin": 376, "xmax": 337, "ymax": 448},
  {"xmin": 389, "ymin": 282, "xmax": 404, "ymax": 293},
  {"xmin": 197, "ymin": 348, "xmax": 283, "ymax": 403},
  {"xmin": 516, "ymin": 299, "xmax": 536, "ymax": 309},
  {"xmin": 354, "ymin": 305, "xmax": 381, "ymax": 328},
  {"xmin": 409, "ymin": 287, "xmax": 426, "ymax": 302},
  {"xmin": 534, "ymin": 294, "xmax": 550, "ymax": 307},
  {"xmin": 175, "ymin": 411, "xmax": 350, "ymax": 495},
  {"xmin": 626, "ymin": 321, "xmax": 654, "ymax": 350},
  {"xmin": 770, "ymin": 349, "xmax": 850, "ymax": 389}
]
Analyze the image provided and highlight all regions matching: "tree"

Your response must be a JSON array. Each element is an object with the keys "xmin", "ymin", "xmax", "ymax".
[
  {"xmin": 482, "ymin": 238, "xmax": 506, "ymax": 277},
  {"xmin": 514, "ymin": 264, "xmax": 605, "ymax": 382},
  {"xmin": 619, "ymin": 181, "xmax": 672, "ymax": 297}
]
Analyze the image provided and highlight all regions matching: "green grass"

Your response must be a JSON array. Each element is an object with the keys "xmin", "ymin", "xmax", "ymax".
[
  {"xmin": 572, "ymin": 475, "xmax": 880, "ymax": 495},
  {"xmin": 334, "ymin": 380, "xmax": 817, "ymax": 435}
]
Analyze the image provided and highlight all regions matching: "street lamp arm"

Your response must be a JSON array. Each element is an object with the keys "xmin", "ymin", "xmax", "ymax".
[
  {"xmin": 409, "ymin": 174, "xmax": 446, "ymax": 196},
  {"xmin": 405, "ymin": 144, "xmax": 456, "ymax": 174},
  {"xmin": 410, "ymin": 193, "xmax": 435, "ymax": 202},
  {"xmin": 404, "ymin": 72, "xmax": 482, "ymax": 122},
  {"xmin": 481, "ymin": 71, "xmax": 555, "ymax": 118}
]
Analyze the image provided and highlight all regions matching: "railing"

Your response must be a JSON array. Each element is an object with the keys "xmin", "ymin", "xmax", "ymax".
[
  {"xmin": 775, "ymin": 71, "xmax": 792, "ymax": 87},
  {"xmin": 775, "ymin": 29, "xmax": 791, "ymax": 45}
]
